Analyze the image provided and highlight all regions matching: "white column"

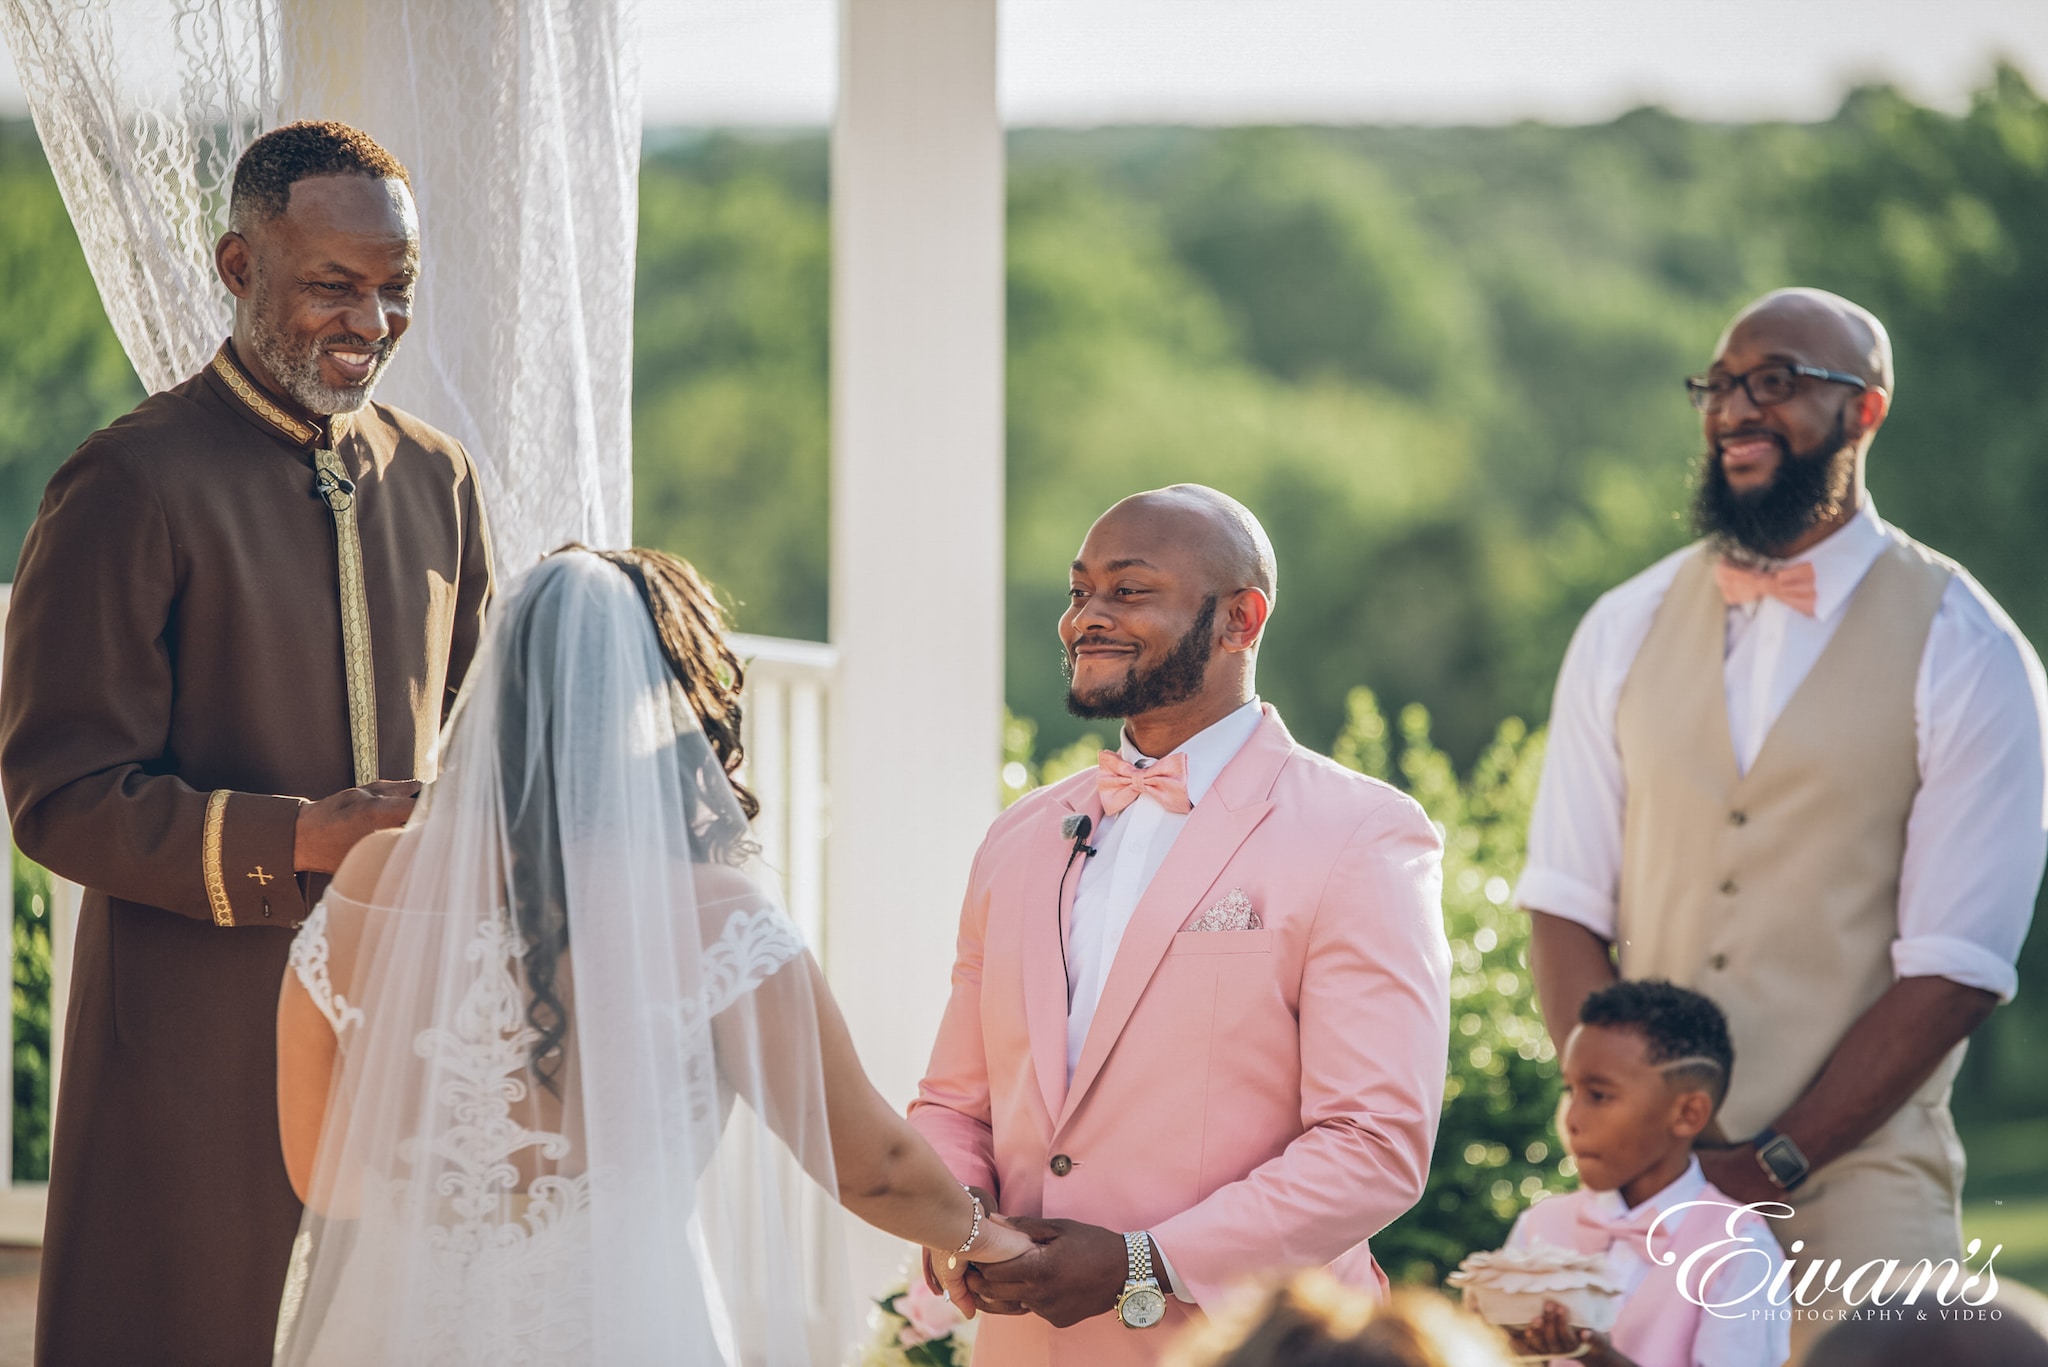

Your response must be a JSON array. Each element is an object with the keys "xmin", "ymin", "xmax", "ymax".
[{"xmin": 829, "ymin": 0, "xmax": 1005, "ymax": 1289}]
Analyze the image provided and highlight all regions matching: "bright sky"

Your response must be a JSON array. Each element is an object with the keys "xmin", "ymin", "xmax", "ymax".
[{"xmin": 4, "ymin": 0, "xmax": 2045, "ymax": 126}]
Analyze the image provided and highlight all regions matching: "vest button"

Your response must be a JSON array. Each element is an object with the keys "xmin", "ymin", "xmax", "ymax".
[
  {"xmin": 1710, "ymin": 953, "xmax": 1729, "ymax": 970},
  {"xmin": 1720, "ymin": 879, "xmax": 1738, "ymax": 895},
  {"xmin": 1729, "ymin": 810, "xmax": 1748, "ymax": 827},
  {"xmin": 1050, "ymin": 1154, "xmax": 1073, "ymax": 1177}
]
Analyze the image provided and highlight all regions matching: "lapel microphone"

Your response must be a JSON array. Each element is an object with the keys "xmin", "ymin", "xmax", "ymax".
[
  {"xmin": 1056, "ymin": 813, "xmax": 1099, "ymax": 1000},
  {"xmin": 1062, "ymin": 813, "xmax": 1098, "ymax": 858}
]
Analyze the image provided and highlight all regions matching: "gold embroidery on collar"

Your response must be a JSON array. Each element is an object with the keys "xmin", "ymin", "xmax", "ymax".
[
  {"xmin": 314, "ymin": 446, "xmax": 380, "ymax": 784},
  {"xmin": 209, "ymin": 348, "xmax": 319, "ymax": 446},
  {"xmin": 203, "ymin": 790, "xmax": 234, "ymax": 927}
]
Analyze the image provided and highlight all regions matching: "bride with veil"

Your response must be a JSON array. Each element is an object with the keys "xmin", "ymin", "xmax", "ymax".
[{"xmin": 271, "ymin": 546, "xmax": 1028, "ymax": 1364}]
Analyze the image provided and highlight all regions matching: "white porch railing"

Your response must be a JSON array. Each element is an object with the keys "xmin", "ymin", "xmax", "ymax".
[
  {"xmin": 0, "ymin": 597, "xmax": 836, "ymax": 1248},
  {"xmin": 730, "ymin": 633, "xmax": 837, "ymax": 954}
]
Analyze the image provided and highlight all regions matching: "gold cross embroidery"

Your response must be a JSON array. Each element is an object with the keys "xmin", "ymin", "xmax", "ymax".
[{"xmin": 248, "ymin": 867, "xmax": 275, "ymax": 886}]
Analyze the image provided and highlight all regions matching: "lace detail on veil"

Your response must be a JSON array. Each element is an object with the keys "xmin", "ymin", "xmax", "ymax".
[{"xmin": 287, "ymin": 902, "xmax": 364, "ymax": 1034}]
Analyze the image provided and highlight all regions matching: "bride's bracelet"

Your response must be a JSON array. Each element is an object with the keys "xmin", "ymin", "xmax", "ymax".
[{"xmin": 948, "ymin": 1185, "xmax": 984, "ymax": 1269}]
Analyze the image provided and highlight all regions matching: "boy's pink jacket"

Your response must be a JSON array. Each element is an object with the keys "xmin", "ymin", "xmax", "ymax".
[{"xmin": 909, "ymin": 707, "xmax": 1452, "ymax": 1366}]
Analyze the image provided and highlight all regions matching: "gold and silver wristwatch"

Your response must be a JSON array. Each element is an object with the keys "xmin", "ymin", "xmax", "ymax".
[{"xmin": 1114, "ymin": 1231, "xmax": 1168, "ymax": 1329}]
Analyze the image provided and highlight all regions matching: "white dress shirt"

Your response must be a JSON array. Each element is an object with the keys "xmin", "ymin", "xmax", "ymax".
[
  {"xmin": 1065, "ymin": 696, "xmax": 1265, "ymax": 1079},
  {"xmin": 1516, "ymin": 499, "xmax": 2048, "ymax": 1000},
  {"xmin": 1506, "ymin": 1156, "xmax": 1790, "ymax": 1367}
]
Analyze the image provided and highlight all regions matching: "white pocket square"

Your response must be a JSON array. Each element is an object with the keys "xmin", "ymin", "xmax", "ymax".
[{"xmin": 1186, "ymin": 887, "xmax": 1262, "ymax": 933}]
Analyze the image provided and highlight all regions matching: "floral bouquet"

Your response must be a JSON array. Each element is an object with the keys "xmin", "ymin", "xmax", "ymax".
[{"xmin": 854, "ymin": 1261, "xmax": 979, "ymax": 1367}]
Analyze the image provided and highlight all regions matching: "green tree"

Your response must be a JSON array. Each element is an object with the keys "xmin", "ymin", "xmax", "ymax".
[
  {"xmin": 0, "ymin": 122, "xmax": 142, "ymax": 574},
  {"xmin": 632, "ymin": 134, "xmax": 831, "ymax": 640}
]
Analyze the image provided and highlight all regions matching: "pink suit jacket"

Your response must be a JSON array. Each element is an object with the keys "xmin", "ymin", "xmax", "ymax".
[{"xmin": 909, "ymin": 707, "xmax": 1452, "ymax": 1366}]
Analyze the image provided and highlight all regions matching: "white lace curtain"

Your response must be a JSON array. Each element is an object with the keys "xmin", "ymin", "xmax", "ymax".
[{"xmin": 0, "ymin": 0, "xmax": 639, "ymax": 569}]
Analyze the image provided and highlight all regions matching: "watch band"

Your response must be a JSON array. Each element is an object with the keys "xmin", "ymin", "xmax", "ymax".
[{"xmin": 1124, "ymin": 1230, "xmax": 1154, "ymax": 1286}]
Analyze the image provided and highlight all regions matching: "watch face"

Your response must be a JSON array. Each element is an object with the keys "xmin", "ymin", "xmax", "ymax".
[
  {"xmin": 1119, "ymin": 1286, "xmax": 1167, "ymax": 1329},
  {"xmin": 1760, "ymin": 1138, "xmax": 1803, "ymax": 1184}
]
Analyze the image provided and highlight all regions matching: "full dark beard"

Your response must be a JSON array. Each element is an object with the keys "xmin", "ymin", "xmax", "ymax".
[
  {"xmin": 1065, "ymin": 595, "xmax": 1218, "ymax": 720},
  {"xmin": 1691, "ymin": 413, "xmax": 1856, "ymax": 558}
]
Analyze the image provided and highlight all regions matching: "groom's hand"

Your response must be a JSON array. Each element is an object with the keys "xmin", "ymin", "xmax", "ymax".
[{"xmin": 964, "ymin": 1218, "xmax": 1127, "ymax": 1328}]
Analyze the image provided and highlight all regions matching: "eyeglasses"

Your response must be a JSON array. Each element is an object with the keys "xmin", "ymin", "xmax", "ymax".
[{"xmin": 1685, "ymin": 363, "xmax": 1870, "ymax": 414}]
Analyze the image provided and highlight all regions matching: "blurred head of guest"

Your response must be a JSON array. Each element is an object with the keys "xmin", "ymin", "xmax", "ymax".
[
  {"xmin": 1162, "ymin": 1272, "xmax": 1515, "ymax": 1367},
  {"xmin": 1807, "ymin": 1310, "xmax": 2048, "ymax": 1367},
  {"xmin": 1687, "ymin": 287, "xmax": 1893, "ymax": 560},
  {"xmin": 1561, "ymin": 979, "xmax": 1733, "ymax": 1206}
]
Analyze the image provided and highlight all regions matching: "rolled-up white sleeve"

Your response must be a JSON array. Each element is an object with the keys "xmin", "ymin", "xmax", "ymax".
[
  {"xmin": 1515, "ymin": 561, "xmax": 1678, "ymax": 940},
  {"xmin": 1893, "ymin": 577, "xmax": 2048, "ymax": 1002}
]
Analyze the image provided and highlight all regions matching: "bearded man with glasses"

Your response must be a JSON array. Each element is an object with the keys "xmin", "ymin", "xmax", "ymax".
[{"xmin": 1514, "ymin": 288, "xmax": 2047, "ymax": 1362}]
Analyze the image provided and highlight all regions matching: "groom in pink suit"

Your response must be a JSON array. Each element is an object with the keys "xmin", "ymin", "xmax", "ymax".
[{"xmin": 909, "ymin": 485, "xmax": 1452, "ymax": 1365}]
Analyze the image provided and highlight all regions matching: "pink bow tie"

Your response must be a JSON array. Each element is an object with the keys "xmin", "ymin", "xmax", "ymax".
[
  {"xmin": 1714, "ymin": 558, "xmax": 1818, "ymax": 616},
  {"xmin": 1575, "ymin": 1199, "xmax": 1669, "ymax": 1255},
  {"xmin": 1096, "ymin": 750, "xmax": 1192, "ymax": 816}
]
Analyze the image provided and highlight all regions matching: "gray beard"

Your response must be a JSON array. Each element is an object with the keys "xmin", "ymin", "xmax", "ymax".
[{"xmin": 243, "ymin": 284, "xmax": 395, "ymax": 416}]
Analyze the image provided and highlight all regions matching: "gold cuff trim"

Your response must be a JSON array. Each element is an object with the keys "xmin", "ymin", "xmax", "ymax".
[
  {"xmin": 203, "ymin": 790, "xmax": 233, "ymax": 927},
  {"xmin": 315, "ymin": 446, "xmax": 380, "ymax": 785},
  {"xmin": 209, "ymin": 347, "xmax": 319, "ymax": 446}
]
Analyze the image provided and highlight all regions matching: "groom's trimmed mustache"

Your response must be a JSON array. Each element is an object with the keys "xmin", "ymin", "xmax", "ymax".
[{"xmin": 1067, "ymin": 634, "xmax": 1141, "ymax": 660}]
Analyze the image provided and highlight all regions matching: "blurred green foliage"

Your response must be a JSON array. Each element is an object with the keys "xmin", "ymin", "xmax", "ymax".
[
  {"xmin": 0, "ymin": 123, "xmax": 144, "ymax": 569},
  {"xmin": 12, "ymin": 847, "xmax": 52, "ymax": 1183}
]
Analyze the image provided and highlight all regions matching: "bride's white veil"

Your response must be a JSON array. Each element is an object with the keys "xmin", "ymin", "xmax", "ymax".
[{"xmin": 275, "ymin": 550, "xmax": 849, "ymax": 1365}]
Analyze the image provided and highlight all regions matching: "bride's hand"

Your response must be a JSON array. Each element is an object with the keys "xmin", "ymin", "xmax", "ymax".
[
  {"xmin": 966, "ymin": 1213, "xmax": 1033, "ymax": 1264},
  {"xmin": 928, "ymin": 1215, "xmax": 1035, "ymax": 1318}
]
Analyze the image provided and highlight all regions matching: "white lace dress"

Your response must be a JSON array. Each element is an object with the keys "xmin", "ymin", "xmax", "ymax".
[
  {"xmin": 274, "ymin": 888, "xmax": 811, "ymax": 1366},
  {"xmin": 277, "ymin": 894, "xmax": 601, "ymax": 1365}
]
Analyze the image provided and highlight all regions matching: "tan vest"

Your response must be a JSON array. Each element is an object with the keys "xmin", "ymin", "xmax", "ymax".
[
  {"xmin": 1614, "ymin": 537, "xmax": 1971, "ymax": 1333},
  {"xmin": 1615, "ymin": 535, "xmax": 1957, "ymax": 1138}
]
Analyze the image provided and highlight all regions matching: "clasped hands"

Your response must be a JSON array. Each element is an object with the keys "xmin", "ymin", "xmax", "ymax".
[{"xmin": 926, "ymin": 1188, "xmax": 1163, "ymax": 1329}]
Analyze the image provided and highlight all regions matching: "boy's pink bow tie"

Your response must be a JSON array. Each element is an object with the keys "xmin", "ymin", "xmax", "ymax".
[
  {"xmin": 1576, "ymin": 1199, "xmax": 1669, "ymax": 1253},
  {"xmin": 1714, "ymin": 558, "xmax": 1818, "ymax": 616},
  {"xmin": 1096, "ymin": 750, "xmax": 1192, "ymax": 815}
]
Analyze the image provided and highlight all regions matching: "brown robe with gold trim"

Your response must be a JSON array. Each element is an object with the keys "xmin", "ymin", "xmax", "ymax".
[{"xmin": 0, "ymin": 341, "xmax": 493, "ymax": 1366}]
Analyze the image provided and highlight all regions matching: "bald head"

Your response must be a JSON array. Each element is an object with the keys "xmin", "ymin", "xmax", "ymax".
[
  {"xmin": 1719, "ymin": 288, "xmax": 1893, "ymax": 392},
  {"xmin": 1095, "ymin": 484, "xmax": 1278, "ymax": 604}
]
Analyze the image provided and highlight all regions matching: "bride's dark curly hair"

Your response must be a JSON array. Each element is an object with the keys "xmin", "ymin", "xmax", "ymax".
[{"xmin": 500, "ymin": 545, "xmax": 760, "ymax": 1094}]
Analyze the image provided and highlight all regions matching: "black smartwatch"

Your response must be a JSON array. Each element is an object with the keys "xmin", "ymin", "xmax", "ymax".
[{"xmin": 1753, "ymin": 1127, "xmax": 1811, "ymax": 1191}]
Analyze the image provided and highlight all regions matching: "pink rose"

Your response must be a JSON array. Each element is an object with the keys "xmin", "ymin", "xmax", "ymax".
[{"xmin": 893, "ymin": 1275, "xmax": 967, "ymax": 1347}]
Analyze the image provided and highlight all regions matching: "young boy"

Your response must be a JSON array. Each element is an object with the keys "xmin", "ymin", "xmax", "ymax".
[{"xmin": 1506, "ymin": 980, "xmax": 1788, "ymax": 1367}]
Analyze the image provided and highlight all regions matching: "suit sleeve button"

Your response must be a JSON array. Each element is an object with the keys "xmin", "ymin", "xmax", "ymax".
[{"xmin": 1050, "ymin": 1154, "xmax": 1073, "ymax": 1176}]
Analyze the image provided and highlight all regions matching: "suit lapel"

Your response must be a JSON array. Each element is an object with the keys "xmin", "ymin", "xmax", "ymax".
[
  {"xmin": 1021, "ymin": 782, "xmax": 1102, "ymax": 1125},
  {"xmin": 1057, "ymin": 709, "xmax": 1292, "ymax": 1130}
]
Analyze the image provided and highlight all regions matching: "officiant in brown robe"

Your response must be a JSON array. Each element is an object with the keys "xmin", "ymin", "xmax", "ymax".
[{"xmin": 0, "ymin": 122, "xmax": 493, "ymax": 1366}]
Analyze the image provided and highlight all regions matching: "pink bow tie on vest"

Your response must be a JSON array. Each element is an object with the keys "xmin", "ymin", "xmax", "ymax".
[
  {"xmin": 1096, "ymin": 750, "xmax": 1193, "ymax": 816},
  {"xmin": 1714, "ymin": 558, "xmax": 1818, "ymax": 616},
  {"xmin": 1575, "ymin": 1198, "xmax": 1670, "ymax": 1256}
]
